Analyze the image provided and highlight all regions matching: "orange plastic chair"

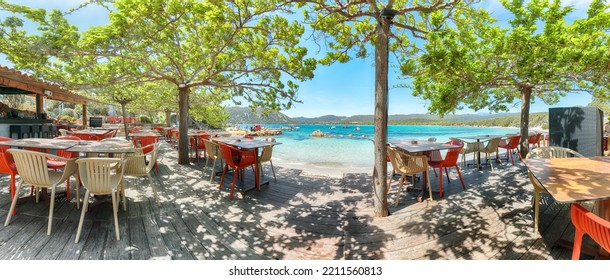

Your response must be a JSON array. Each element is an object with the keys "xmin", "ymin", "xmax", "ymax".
[
  {"xmin": 499, "ymin": 135, "xmax": 521, "ymax": 165},
  {"xmin": 527, "ymin": 133, "xmax": 542, "ymax": 151},
  {"xmin": 47, "ymin": 136, "xmax": 81, "ymax": 201},
  {"xmin": 427, "ymin": 140, "xmax": 465, "ymax": 198},
  {"xmin": 72, "ymin": 132, "xmax": 101, "ymax": 141},
  {"xmin": 134, "ymin": 135, "xmax": 159, "ymax": 172},
  {"xmin": 189, "ymin": 134, "xmax": 209, "ymax": 162},
  {"xmin": 218, "ymin": 143, "xmax": 257, "ymax": 200},
  {"xmin": 169, "ymin": 129, "xmax": 179, "ymax": 148},
  {"xmin": 570, "ymin": 203, "xmax": 610, "ymax": 260},
  {"xmin": 0, "ymin": 137, "xmax": 17, "ymax": 211}
]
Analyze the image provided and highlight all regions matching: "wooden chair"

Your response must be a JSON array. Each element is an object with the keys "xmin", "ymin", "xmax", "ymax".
[
  {"xmin": 387, "ymin": 145, "xmax": 433, "ymax": 205},
  {"xmin": 119, "ymin": 143, "xmax": 160, "ymax": 209},
  {"xmin": 427, "ymin": 140, "xmax": 465, "ymax": 198},
  {"xmin": 218, "ymin": 143, "xmax": 257, "ymax": 200},
  {"xmin": 74, "ymin": 157, "xmax": 127, "ymax": 243},
  {"xmin": 570, "ymin": 203, "xmax": 610, "ymax": 260},
  {"xmin": 202, "ymin": 139, "xmax": 223, "ymax": 183},
  {"xmin": 4, "ymin": 149, "xmax": 78, "ymax": 235},
  {"xmin": 526, "ymin": 146, "xmax": 584, "ymax": 232}
]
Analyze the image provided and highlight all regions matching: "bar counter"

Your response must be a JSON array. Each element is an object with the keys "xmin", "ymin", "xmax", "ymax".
[{"xmin": 0, "ymin": 118, "xmax": 54, "ymax": 138}]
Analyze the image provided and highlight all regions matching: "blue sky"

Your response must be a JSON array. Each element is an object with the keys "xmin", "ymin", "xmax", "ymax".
[{"xmin": 0, "ymin": 0, "xmax": 595, "ymax": 118}]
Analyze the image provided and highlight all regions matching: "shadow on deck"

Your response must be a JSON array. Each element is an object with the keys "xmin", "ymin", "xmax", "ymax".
[{"xmin": 0, "ymin": 143, "xmax": 595, "ymax": 260}]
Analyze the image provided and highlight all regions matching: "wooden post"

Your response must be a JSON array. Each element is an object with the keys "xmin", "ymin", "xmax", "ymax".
[
  {"xmin": 82, "ymin": 103, "xmax": 88, "ymax": 128},
  {"xmin": 519, "ymin": 85, "xmax": 532, "ymax": 159},
  {"xmin": 372, "ymin": 11, "xmax": 393, "ymax": 217},
  {"xmin": 177, "ymin": 86, "xmax": 190, "ymax": 165},
  {"xmin": 165, "ymin": 109, "xmax": 171, "ymax": 127},
  {"xmin": 35, "ymin": 94, "xmax": 44, "ymax": 119}
]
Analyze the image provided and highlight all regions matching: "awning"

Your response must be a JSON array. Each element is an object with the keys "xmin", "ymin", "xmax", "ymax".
[{"xmin": 0, "ymin": 65, "xmax": 98, "ymax": 104}]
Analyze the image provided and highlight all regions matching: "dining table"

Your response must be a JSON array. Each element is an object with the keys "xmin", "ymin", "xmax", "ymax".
[
  {"xmin": 389, "ymin": 139, "xmax": 461, "ymax": 154},
  {"xmin": 524, "ymin": 156, "xmax": 610, "ymax": 258},
  {"xmin": 459, "ymin": 135, "xmax": 504, "ymax": 170},
  {"xmin": 213, "ymin": 137, "xmax": 281, "ymax": 194}
]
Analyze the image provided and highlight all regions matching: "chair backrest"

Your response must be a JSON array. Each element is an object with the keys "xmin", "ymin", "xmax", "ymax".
[
  {"xmin": 8, "ymin": 149, "xmax": 53, "ymax": 186},
  {"xmin": 386, "ymin": 146, "xmax": 429, "ymax": 174},
  {"xmin": 485, "ymin": 137, "xmax": 502, "ymax": 150},
  {"xmin": 53, "ymin": 136, "xmax": 81, "ymax": 158},
  {"xmin": 443, "ymin": 140, "xmax": 464, "ymax": 165},
  {"xmin": 528, "ymin": 133, "xmax": 541, "ymax": 145},
  {"xmin": 0, "ymin": 137, "xmax": 16, "ymax": 173},
  {"xmin": 58, "ymin": 129, "xmax": 70, "ymax": 136},
  {"xmin": 507, "ymin": 135, "xmax": 521, "ymax": 148},
  {"xmin": 526, "ymin": 146, "xmax": 584, "ymax": 159},
  {"xmin": 219, "ymin": 143, "xmax": 256, "ymax": 168},
  {"xmin": 76, "ymin": 158, "xmax": 126, "ymax": 194},
  {"xmin": 570, "ymin": 203, "xmax": 610, "ymax": 259},
  {"xmin": 203, "ymin": 140, "xmax": 222, "ymax": 159},
  {"xmin": 134, "ymin": 135, "xmax": 159, "ymax": 151},
  {"xmin": 72, "ymin": 133, "xmax": 101, "ymax": 141},
  {"xmin": 122, "ymin": 143, "xmax": 158, "ymax": 176}
]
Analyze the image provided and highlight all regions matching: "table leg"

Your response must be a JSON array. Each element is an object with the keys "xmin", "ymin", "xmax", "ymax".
[{"xmin": 476, "ymin": 140, "xmax": 482, "ymax": 170}]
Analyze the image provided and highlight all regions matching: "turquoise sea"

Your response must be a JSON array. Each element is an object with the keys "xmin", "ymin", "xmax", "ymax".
[{"xmin": 241, "ymin": 124, "xmax": 519, "ymax": 177}]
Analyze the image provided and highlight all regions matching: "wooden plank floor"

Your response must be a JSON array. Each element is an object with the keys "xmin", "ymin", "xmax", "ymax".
[{"xmin": 0, "ymin": 143, "xmax": 598, "ymax": 260}]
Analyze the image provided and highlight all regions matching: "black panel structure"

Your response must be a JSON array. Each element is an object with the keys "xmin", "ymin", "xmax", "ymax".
[
  {"xmin": 89, "ymin": 117, "xmax": 103, "ymax": 128},
  {"xmin": 548, "ymin": 106, "xmax": 603, "ymax": 157}
]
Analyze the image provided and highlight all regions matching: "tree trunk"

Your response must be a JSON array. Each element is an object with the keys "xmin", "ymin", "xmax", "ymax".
[
  {"xmin": 121, "ymin": 101, "xmax": 129, "ymax": 140},
  {"xmin": 177, "ymin": 86, "xmax": 190, "ymax": 165},
  {"xmin": 372, "ymin": 16, "xmax": 391, "ymax": 217},
  {"xmin": 519, "ymin": 85, "xmax": 532, "ymax": 159},
  {"xmin": 165, "ymin": 109, "xmax": 171, "ymax": 127}
]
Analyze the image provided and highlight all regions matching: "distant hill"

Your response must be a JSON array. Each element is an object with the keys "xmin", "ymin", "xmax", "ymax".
[
  {"xmin": 226, "ymin": 107, "xmax": 295, "ymax": 125},
  {"xmin": 225, "ymin": 106, "xmax": 548, "ymax": 128},
  {"xmin": 293, "ymin": 115, "xmax": 347, "ymax": 123}
]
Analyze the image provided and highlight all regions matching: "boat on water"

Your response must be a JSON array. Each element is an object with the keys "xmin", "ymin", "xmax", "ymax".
[
  {"xmin": 330, "ymin": 126, "xmax": 336, "ymax": 129},
  {"xmin": 354, "ymin": 126, "xmax": 361, "ymax": 131}
]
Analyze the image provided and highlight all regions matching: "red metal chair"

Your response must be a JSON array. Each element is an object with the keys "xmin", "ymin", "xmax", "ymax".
[
  {"xmin": 47, "ymin": 136, "xmax": 81, "ymax": 201},
  {"xmin": 218, "ymin": 143, "xmax": 257, "ymax": 200},
  {"xmin": 570, "ymin": 203, "xmax": 610, "ymax": 260},
  {"xmin": 427, "ymin": 140, "xmax": 465, "ymax": 198},
  {"xmin": 0, "ymin": 137, "xmax": 17, "ymax": 211},
  {"xmin": 498, "ymin": 135, "xmax": 521, "ymax": 165}
]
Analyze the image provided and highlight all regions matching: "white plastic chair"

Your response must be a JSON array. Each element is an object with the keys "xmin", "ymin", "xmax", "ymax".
[
  {"xmin": 4, "ymin": 149, "xmax": 78, "ymax": 235},
  {"xmin": 75, "ymin": 157, "xmax": 127, "ymax": 243},
  {"xmin": 119, "ymin": 142, "xmax": 160, "ymax": 209}
]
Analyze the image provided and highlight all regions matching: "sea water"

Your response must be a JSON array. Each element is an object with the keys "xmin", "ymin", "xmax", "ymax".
[{"xmin": 249, "ymin": 124, "xmax": 519, "ymax": 177}]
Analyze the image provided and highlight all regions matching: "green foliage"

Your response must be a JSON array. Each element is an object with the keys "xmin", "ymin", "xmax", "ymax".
[
  {"xmin": 139, "ymin": 115, "xmax": 152, "ymax": 124},
  {"xmin": 61, "ymin": 108, "xmax": 77, "ymax": 118}
]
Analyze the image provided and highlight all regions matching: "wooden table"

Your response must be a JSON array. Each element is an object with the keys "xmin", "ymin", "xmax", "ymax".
[
  {"xmin": 459, "ymin": 135, "xmax": 503, "ymax": 169},
  {"xmin": 0, "ymin": 138, "xmax": 78, "ymax": 150},
  {"xmin": 389, "ymin": 139, "xmax": 461, "ymax": 154},
  {"xmin": 67, "ymin": 140, "xmax": 136, "ymax": 155},
  {"xmin": 214, "ymin": 137, "xmax": 280, "ymax": 193},
  {"xmin": 525, "ymin": 156, "xmax": 610, "ymax": 257}
]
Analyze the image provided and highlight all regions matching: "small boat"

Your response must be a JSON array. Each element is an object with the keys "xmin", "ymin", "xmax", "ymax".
[
  {"xmin": 354, "ymin": 126, "xmax": 361, "ymax": 131},
  {"xmin": 330, "ymin": 126, "xmax": 336, "ymax": 129}
]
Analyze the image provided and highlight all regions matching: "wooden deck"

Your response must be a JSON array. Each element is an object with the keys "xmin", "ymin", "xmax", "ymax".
[{"xmin": 0, "ymin": 143, "xmax": 598, "ymax": 260}]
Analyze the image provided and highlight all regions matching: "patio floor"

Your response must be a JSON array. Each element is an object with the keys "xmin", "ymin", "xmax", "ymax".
[{"xmin": 0, "ymin": 142, "xmax": 598, "ymax": 260}]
